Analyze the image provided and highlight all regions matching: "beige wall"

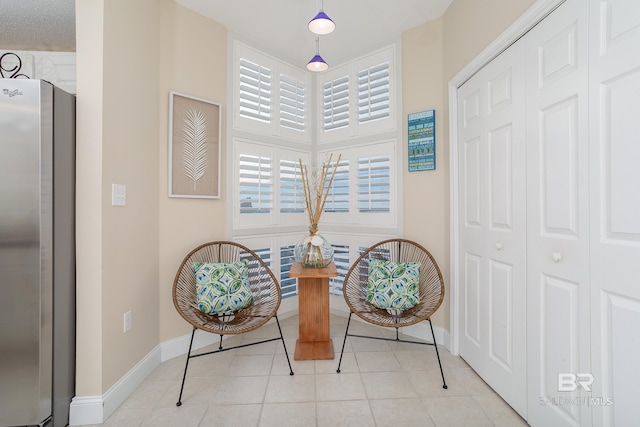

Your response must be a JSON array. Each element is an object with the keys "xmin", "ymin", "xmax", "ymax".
[
  {"xmin": 76, "ymin": 0, "xmax": 162, "ymax": 394},
  {"xmin": 101, "ymin": 0, "xmax": 161, "ymax": 390},
  {"xmin": 74, "ymin": 0, "xmax": 537, "ymax": 398},
  {"xmin": 157, "ymin": 1, "xmax": 227, "ymax": 342},
  {"xmin": 401, "ymin": 18, "xmax": 448, "ymax": 330},
  {"xmin": 75, "ymin": 0, "xmax": 105, "ymax": 396},
  {"xmin": 443, "ymin": 0, "xmax": 536, "ymax": 82},
  {"xmin": 75, "ymin": 0, "xmax": 227, "ymax": 396}
]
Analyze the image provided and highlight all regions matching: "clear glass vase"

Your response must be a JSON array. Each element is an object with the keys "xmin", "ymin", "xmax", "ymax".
[{"xmin": 294, "ymin": 230, "xmax": 334, "ymax": 268}]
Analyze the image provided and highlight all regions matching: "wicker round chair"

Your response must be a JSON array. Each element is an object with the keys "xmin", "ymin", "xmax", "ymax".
[
  {"xmin": 172, "ymin": 241, "xmax": 294, "ymax": 406},
  {"xmin": 336, "ymin": 238, "xmax": 447, "ymax": 388}
]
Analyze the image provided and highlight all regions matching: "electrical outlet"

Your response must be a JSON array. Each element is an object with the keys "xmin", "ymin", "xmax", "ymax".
[{"xmin": 124, "ymin": 310, "xmax": 132, "ymax": 333}]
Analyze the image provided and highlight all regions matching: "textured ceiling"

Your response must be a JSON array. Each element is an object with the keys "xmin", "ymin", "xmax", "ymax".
[{"xmin": 0, "ymin": 0, "xmax": 452, "ymax": 69}]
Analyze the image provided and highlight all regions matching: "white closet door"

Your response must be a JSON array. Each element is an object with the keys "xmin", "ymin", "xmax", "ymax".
[
  {"xmin": 524, "ymin": 0, "xmax": 590, "ymax": 426},
  {"xmin": 589, "ymin": 1, "xmax": 640, "ymax": 425},
  {"xmin": 457, "ymin": 39, "xmax": 527, "ymax": 417}
]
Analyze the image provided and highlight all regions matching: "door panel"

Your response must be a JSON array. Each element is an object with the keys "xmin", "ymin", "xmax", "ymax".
[
  {"xmin": 589, "ymin": 1, "xmax": 640, "ymax": 425},
  {"xmin": 458, "ymin": 36, "xmax": 527, "ymax": 417},
  {"xmin": 540, "ymin": 97, "xmax": 580, "ymax": 235},
  {"xmin": 540, "ymin": 274, "xmax": 581, "ymax": 424},
  {"xmin": 604, "ymin": 73, "xmax": 640, "ymax": 239},
  {"xmin": 463, "ymin": 136, "xmax": 482, "ymax": 227},
  {"xmin": 490, "ymin": 125, "xmax": 514, "ymax": 228},
  {"xmin": 525, "ymin": 1, "xmax": 590, "ymax": 426},
  {"xmin": 489, "ymin": 259, "xmax": 514, "ymax": 369},
  {"xmin": 464, "ymin": 252, "xmax": 482, "ymax": 345}
]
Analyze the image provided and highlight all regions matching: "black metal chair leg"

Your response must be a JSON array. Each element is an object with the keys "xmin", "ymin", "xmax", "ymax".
[
  {"xmin": 429, "ymin": 319, "xmax": 447, "ymax": 389},
  {"xmin": 176, "ymin": 328, "xmax": 196, "ymax": 406},
  {"xmin": 274, "ymin": 315, "xmax": 294, "ymax": 375},
  {"xmin": 218, "ymin": 334, "xmax": 224, "ymax": 350},
  {"xmin": 336, "ymin": 312, "xmax": 353, "ymax": 373}
]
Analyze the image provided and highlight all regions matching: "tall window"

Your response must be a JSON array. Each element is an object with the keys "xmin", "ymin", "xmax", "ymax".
[{"xmin": 231, "ymin": 41, "xmax": 400, "ymax": 298}]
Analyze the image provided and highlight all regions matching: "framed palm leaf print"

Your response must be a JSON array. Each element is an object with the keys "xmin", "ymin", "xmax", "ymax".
[{"xmin": 168, "ymin": 91, "xmax": 221, "ymax": 198}]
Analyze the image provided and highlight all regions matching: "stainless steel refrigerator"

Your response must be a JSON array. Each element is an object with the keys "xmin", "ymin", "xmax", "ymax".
[{"xmin": 0, "ymin": 79, "xmax": 76, "ymax": 427}]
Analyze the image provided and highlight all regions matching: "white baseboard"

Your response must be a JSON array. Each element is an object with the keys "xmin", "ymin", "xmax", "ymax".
[
  {"xmin": 160, "ymin": 329, "xmax": 220, "ymax": 362},
  {"xmin": 69, "ymin": 306, "xmax": 448, "ymax": 425},
  {"xmin": 67, "ymin": 396, "xmax": 103, "ymax": 426},
  {"xmin": 69, "ymin": 330, "xmax": 220, "ymax": 426},
  {"xmin": 69, "ymin": 346, "xmax": 161, "ymax": 426},
  {"xmin": 402, "ymin": 321, "xmax": 449, "ymax": 348}
]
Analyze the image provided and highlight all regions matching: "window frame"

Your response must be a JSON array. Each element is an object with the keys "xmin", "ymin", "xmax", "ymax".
[
  {"xmin": 229, "ymin": 39, "xmax": 403, "ymax": 298},
  {"xmin": 317, "ymin": 46, "xmax": 397, "ymax": 145},
  {"xmin": 233, "ymin": 138, "xmax": 311, "ymax": 230},
  {"xmin": 233, "ymin": 40, "xmax": 312, "ymax": 143},
  {"xmin": 318, "ymin": 140, "xmax": 397, "ymax": 228}
]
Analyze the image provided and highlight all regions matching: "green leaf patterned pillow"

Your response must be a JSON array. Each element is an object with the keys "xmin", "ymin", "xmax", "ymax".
[
  {"xmin": 366, "ymin": 259, "xmax": 421, "ymax": 311},
  {"xmin": 193, "ymin": 260, "xmax": 254, "ymax": 315}
]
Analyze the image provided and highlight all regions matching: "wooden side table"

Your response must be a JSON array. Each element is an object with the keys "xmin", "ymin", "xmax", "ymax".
[{"xmin": 288, "ymin": 261, "xmax": 338, "ymax": 360}]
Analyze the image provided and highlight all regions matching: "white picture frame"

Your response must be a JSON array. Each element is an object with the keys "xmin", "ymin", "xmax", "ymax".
[{"xmin": 168, "ymin": 91, "xmax": 221, "ymax": 199}]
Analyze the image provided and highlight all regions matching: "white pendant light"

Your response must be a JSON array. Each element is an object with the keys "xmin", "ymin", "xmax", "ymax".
[
  {"xmin": 308, "ymin": 0, "xmax": 335, "ymax": 35},
  {"xmin": 307, "ymin": 37, "xmax": 328, "ymax": 72}
]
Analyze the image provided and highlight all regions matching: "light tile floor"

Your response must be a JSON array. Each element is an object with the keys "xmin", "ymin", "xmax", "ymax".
[{"xmin": 90, "ymin": 315, "xmax": 529, "ymax": 427}]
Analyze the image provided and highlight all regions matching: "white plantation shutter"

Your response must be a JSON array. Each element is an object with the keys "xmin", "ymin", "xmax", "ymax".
[
  {"xmin": 323, "ymin": 75, "xmax": 349, "ymax": 131},
  {"xmin": 328, "ymin": 243, "xmax": 350, "ymax": 295},
  {"xmin": 279, "ymin": 74, "xmax": 306, "ymax": 132},
  {"xmin": 323, "ymin": 159, "xmax": 349, "ymax": 213},
  {"xmin": 279, "ymin": 244, "xmax": 298, "ymax": 298},
  {"xmin": 239, "ymin": 58, "xmax": 272, "ymax": 123},
  {"xmin": 358, "ymin": 155, "xmax": 391, "ymax": 213},
  {"xmin": 239, "ymin": 154, "xmax": 273, "ymax": 214},
  {"xmin": 358, "ymin": 62, "xmax": 390, "ymax": 123},
  {"xmin": 251, "ymin": 246, "xmax": 273, "ymax": 266},
  {"xmin": 279, "ymin": 159, "xmax": 305, "ymax": 213}
]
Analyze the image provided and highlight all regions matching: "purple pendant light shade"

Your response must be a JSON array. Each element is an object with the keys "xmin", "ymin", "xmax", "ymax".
[
  {"xmin": 307, "ymin": 54, "xmax": 328, "ymax": 72},
  {"xmin": 307, "ymin": 37, "xmax": 328, "ymax": 72},
  {"xmin": 308, "ymin": 10, "xmax": 335, "ymax": 35}
]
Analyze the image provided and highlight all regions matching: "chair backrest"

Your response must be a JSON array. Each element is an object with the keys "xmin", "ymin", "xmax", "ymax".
[
  {"xmin": 172, "ymin": 241, "xmax": 281, "ymax": 334},
  {"xmin": 343, "ymin": 238, "xmax": 444, "ymax": 327}
]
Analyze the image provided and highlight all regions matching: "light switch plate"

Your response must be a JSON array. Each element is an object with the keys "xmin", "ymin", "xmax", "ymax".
[{"xmin": 112, "ymin": 184, "xmax": 126, "ymax": 206}]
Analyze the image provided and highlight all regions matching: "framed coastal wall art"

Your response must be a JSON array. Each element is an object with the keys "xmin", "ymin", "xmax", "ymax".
[
  {"xmin": 168, "ymin": 91, "xmax": 221, "ymax": 198},
  {"xmin": 407, "ymin": 109, "xmax": 436, "ymax": 171}
]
